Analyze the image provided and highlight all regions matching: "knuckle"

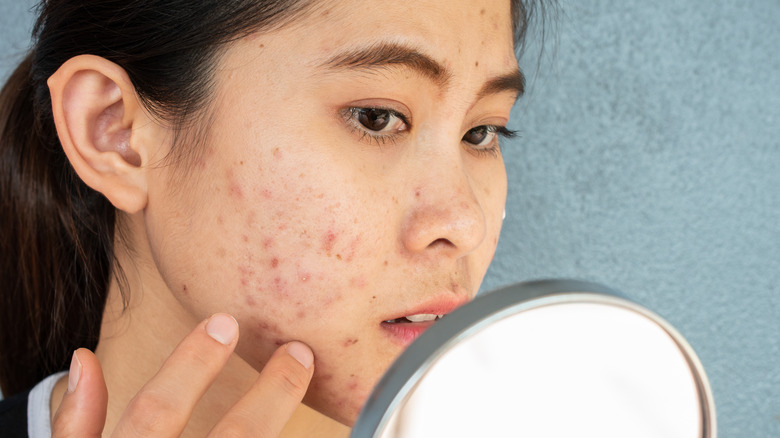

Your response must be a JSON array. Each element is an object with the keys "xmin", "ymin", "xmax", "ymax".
[
  {"xmin": 211, "ymin": 423, "xmax": 255, "ymax": 438},
  {"xmin": 211, "ymin": 425, "xmax": 244, "ymax": 438},
  {"xmin": 175, "ymin": 339, "xmax": 217, "ymax": 369},
  {"xmin": 213, "ymin": 418, "xmax": 274, "ymax": 438},
  {"xmin": 123, "ymin": 389, "xmax": 184, "ymax": 434},
  {"xmin": 266, "ymin": 365, "xmax": 309, "ymax": 399}
]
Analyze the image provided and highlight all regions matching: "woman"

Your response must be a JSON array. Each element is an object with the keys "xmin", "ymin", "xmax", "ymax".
[{"xmin": 0, "ymin": 0, "xmax": 547, "ymax": 436}]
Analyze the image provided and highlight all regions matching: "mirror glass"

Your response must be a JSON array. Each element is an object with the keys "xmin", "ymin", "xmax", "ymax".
[{"xmin": 352, "ymin": 280, "xmax": 716, "ymax": 438}]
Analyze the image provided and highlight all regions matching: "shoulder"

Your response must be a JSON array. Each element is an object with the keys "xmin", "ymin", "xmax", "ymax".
[{"xmin": 0, "ymin": 389, "xmax": 30, "ymax": 437}]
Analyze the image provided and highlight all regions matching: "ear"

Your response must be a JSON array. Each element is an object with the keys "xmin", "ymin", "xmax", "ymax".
[{"xmin": 48, "ymin": 55, "xmax": 156, "ymax": 214}]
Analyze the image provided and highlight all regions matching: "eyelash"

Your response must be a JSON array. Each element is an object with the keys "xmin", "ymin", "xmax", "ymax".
[{"xmin": 342, "ymin": 106, "xmax": 517, "ymax": 157}]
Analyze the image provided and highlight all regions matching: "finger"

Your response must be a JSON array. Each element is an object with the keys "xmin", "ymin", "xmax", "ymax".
[
  {"xmin": 112, "ymin": 313, "xmax": 239, "ymax": 437},
  {"xmin": 51, "ymin": 349, "xmax": 108, "ymax": 438},
  {"xmin": 208, "ymin": 341, "xmax": 314, "ymax": 437}
]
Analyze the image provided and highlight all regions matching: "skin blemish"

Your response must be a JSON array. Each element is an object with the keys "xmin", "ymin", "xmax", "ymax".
[
  {"xmin": 344, "ymin": 236, "xmax": 361, "ymax": 262},
  {"xmin": 344, "ymin": 338, "xmax": 358, "ymax": 347},
  {"xmin": 246, "ymin": 211, "xmax": 257, "ymax": 227},
  {"xmin": 322, "ymin": 231, "xmax": 337, "ymax": 253},
  {"xmin": 350, "ymin": 277, "xmax": 367, "ymax": 289},
  {"xmin": 182, "ymin": 284, "xmax": 188, "ymax": 295},
  {"xmin": 273, "ymin": 339, "xmax": 285, "ymax": 347},
  {"xmin": 226, "ymin": 169, "xmax": 244, "ymax": 199},
  {"xmin": 271, "ymin": 258, "xmax": 279, "ymax": 268},
  {"xmin": 258, "ymin": 320, "xmax": 280, "ymax": 333},
  {"xmin": 262, "ymin": 237, "xmax": 275, "ymax": 249},
  {"xmin": 336, "ymin": 254, "xmax": 342, "ymax": 260},
  {"xmin": 480, "ymin": 8, "xmax": 486, "ymax": 15},
  {"xmin": 273, "ymin": 276, "xmax": 289, "ymax": 294},
  {"xmin": 242, "ymin": 235, "xmax": 249, "ymax": 243},
  {"xmin": 217, "ymin": 215, "xmax": 224, "ymax": 225},
  {"xmin": 475, "ymin": 61, "xmax": 479, "ymax": 67},
  {"xmin": 216, "ymin": 247, "xmax": 227, "ymax": 258},
  {"xmin": 245, "ymin": 295, "xmax": 257, "ymax": 307},
  {"xmin": 273, "ymin": 147, "xmax": 282, "ymax": 158},
  {"xmin": 238, "ymin": 264, "xmax": 255, "ymax": 278},
  {"xmin": 322, "ymin": 292, "xmax": 343, "ymax": 307}
]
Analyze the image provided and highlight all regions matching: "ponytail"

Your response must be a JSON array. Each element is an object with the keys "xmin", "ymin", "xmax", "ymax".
[{"xmin": 0, "ymin": 53, "xmax": 115, "ymax": 396}]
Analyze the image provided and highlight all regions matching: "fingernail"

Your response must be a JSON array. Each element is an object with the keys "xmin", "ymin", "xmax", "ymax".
[
  {"xmin": 67, "ymin": 351, "xmax": 81, "ymax": 393},
  {"xmin": 286, "ymin": 342, "xmax": 314, "ymax": 369},
  {"xmin": 206, "ymin": 314, "xmax": 239, "ymax": 345}
]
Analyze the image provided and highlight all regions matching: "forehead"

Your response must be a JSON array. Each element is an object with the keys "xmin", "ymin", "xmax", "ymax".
[{"xmin": 280, "ymin": 0, "xmax": 518, "ymax": 74}]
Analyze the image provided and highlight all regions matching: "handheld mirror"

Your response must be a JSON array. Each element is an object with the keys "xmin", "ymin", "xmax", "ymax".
[{"xmin": 351, "ymin": 279, "xmax": 716, "ymax": 438}]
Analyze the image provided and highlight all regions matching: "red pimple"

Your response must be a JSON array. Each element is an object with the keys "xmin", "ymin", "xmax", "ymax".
[
  {"xmin": 322, "ymin": 231, "xmax": 337, "ymax": 253},
  {"xmin": 258, "ymin": 320, "xmax": 280, "ymax": 333},
  {"xmin": 238, "ymin": 264, "xmax": 255, "ymax": 277},
  {"xmin": 271, "ymin": 258, "xmax": 279, "ymax": 268},
  {"xmin": 245, "ymin": 295, "xmax": 257, "ymax": 307},
  {"xmin": 262, "ymin": 237, "xmax": 274, "ymax": 249},
  {"xmin": 350, "ymin": 277, "xmax": 367, "ymax": 289},
  {"xmin": 227, "ymin": 170, "xmax": 244, "ymax": 199}
]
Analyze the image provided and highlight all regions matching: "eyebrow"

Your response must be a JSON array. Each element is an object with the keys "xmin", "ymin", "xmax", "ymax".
[{"xmin": 320, "ymin": 42, "xmax": 525, "ymax": 99}]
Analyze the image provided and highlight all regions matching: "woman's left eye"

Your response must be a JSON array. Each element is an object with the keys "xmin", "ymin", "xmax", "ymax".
[{"xmin": 462, "ymin": 125, "xmax": 517, "ymax": 151}]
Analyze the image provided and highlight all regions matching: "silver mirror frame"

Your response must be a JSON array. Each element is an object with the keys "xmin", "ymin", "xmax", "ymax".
[{"xmin": 351, "ymin": 279, "xmax": 716, "ymax": 438}]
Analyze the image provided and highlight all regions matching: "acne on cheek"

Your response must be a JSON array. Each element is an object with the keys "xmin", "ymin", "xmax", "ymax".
[{"xmin": 226, "ymin": 168, "xmax": 244, "ymax": 200}]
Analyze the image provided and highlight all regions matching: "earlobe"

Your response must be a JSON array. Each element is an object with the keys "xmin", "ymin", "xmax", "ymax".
[{"xmin": 48, "ymin": 55, "xmax": 150, "ymax": 214}]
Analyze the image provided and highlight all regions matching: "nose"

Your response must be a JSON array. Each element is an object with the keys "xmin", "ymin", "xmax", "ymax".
[{"xmin": 400, "ymin": 158, "xmax": 487, "ymax": 259}]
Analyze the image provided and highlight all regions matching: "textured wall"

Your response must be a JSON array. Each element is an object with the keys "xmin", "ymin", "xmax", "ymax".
[{"xmin": 2, "ymin": 1, "xmax": 778, "ymax": 436}]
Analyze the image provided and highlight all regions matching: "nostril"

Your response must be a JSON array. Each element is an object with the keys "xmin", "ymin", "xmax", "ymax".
[{"xmin": 427, "ymin": 238, "xmax": 455, "ymax": 249}]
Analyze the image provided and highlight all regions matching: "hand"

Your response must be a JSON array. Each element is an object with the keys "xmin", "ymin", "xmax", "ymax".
[{"xmin": 51, "ymin": 313, "xmax": 315, "ymax": 437}]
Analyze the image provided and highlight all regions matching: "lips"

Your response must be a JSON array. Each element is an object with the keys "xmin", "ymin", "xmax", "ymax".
[
  {"xmin": 384, "ymin": 314, "xmax": 444, "ymax": 323},
  {"xmin": 381, "ymin": 296, "xmax": 468, "ymax": 346}
]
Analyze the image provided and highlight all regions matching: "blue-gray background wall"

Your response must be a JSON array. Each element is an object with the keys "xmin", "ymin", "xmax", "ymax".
[{"xmin": 2, "ymin": 1, "xmax": 778, "ymax": 436}]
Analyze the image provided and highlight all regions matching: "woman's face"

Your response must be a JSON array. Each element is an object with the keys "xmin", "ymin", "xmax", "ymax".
[{"xmin": 143, "ymin": 0, "xmax": 518, "ymax": 425}]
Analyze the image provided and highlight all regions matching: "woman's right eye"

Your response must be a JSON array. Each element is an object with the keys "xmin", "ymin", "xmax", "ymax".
[{"xmin": 344, "ymin": 107, "xmax": 409, "ymax": 144}]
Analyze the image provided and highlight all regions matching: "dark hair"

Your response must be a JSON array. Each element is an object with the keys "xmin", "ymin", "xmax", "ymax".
[{"xmin": 0, "ymin": 0, "xmax": 548, "ymax": 396}]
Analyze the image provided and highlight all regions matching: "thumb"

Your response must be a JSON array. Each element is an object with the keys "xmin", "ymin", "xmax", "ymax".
[{"xmin": 51, "ymin": 348, "xmax": 108, "ymax": 438}]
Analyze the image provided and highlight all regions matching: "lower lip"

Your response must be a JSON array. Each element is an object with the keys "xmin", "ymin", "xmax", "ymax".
[{"xmin": 380, "ymin": 320, "xmax": 437, "ymax": 346}]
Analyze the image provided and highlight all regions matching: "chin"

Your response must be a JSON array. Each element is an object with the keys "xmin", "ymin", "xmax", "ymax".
[{"xmin": 302, "ymin": 374, "xmax": 372, "ymax": 426}]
